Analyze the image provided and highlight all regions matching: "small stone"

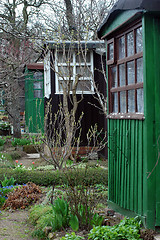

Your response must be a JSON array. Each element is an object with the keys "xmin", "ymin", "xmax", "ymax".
[
  {"xmin": 48, "ymin": 232, "xmax": 56, "ymax": 239},
  {"xmin": 106, "ymin": 209, "xmax": 115, "ymax": 216},
  {"xmin": 44, "ymin": 226, "xmax": 52, "ymax": 236}
]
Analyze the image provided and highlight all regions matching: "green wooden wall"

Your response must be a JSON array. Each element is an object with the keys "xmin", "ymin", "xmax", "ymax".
[
  {"xmin": 108, "ymin": 119, "xmax": 144, "ymax": 219},
  {"xmin": 25, "ymin": 69, "xmax": 44, "ymax": 133},
  {"xmin": 103, "ymin": 12, "xmax": 160, "ymax": 229}
]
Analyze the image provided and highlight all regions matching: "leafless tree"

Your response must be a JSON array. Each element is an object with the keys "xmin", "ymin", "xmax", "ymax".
[
  {"xmin": 0, "ymin": 0, "xmax": 47, "ymax": 137},
  {"xmin": 40, "ymin": 0, "xmax": 116, "ymax": 40},
  {"xmin": 0, "ymin": 39, "xmax": 36, "ymax": 137},
  {"xmin": 0, "ymin": 0, "xmax": 117, "ymax": 138}
]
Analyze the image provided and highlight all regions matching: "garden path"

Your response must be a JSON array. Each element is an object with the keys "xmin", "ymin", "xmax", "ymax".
[{"xmin": 0, "ymin": 209, "xmax": 37, "ymax": 240}]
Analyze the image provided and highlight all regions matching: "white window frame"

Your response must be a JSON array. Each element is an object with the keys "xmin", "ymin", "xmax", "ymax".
[
  {"xmin": 55, "ymin": 49, "xmax": 94, "ymax": 94},
  {"xmin": 44, "ymin": 51, "xmax": 51, "ymax": 99}
]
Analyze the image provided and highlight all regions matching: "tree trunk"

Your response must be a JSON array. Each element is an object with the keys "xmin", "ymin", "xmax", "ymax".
[
  {"xmin": 64, "ymin": 0, "xmax": 78, "ymax": 38},
  {"xmin": 12, "ymin": 118, "xmax": 21, "ymax": 138}
]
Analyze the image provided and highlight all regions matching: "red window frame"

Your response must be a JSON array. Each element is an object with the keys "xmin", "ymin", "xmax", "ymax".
[{"xmin": 107, "ymin": 21, "xmax": 144, "ymax": 120}]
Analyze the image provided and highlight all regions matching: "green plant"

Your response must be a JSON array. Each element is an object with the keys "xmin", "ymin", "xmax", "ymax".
[
  {"xmin": 61, "ymin": 232, "xmax": 85, "ymax": 240},
  {"xmin": 88, "ymin": 217, "xmax": 141, "ymax": 240},
  {"xmin": 14, "ymin": 160, "xmax": 26, "ymax": 172},
  {"xmin": 69, "ymin": 214, "xmax": 79, "ymax": 231},
  {"xmin": 0, "ymin": 185, "xmax": 15, "ymax": 207},
  {"xmin": 0, "ymin": 138, "xmax": 5, "ymax": 146},
  {"xmin": 11, "ymin": 138, "xmax": 31, "ymax": 147},
  {"xmin": 30, "ymin": 198, "xmax": 70, "ymax": 238},
  {"xmin": 0, "ymin": 121, "xmax": 10, "ymax": 131},
  {"xmin": 29, "ymin": 204, "xmax": 53, "ymax": 225},
  {"xmin": 0, "ymin": 153, "xmax": 14, "ymax": 168},
  {"xmin": 1, "ymin": 175, "xmax": 16, "ymax": 187},
  {"xmin": 52, "ymin": 197, "xmax": 70, "ymax": 228},
  {"xmin": 65, "ymin": 166, "xmax": 106, "ymax": 230},
  {"xmin": 30, "ymin": 206, "xmax": 54, "ymax": 239},
  {"xmin": 91, "ymin": 212, "xmax": 104, "ymax": 227}
]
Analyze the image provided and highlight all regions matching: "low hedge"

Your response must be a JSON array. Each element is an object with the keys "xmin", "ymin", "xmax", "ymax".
[{"xmin": 0, "ymin": 167, "xmax": 108, "ymax": 187}]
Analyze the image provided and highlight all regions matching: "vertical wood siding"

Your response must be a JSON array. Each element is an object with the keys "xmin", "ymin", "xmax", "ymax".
[{"xmin": 108, "ymin": 119, "xmax": 144, "ymax": 216}]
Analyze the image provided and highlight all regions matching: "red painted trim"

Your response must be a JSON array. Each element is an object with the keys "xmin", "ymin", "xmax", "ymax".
[{"xmin": 26, "ymin": 63, "xmax": 44, "ymax": 70}]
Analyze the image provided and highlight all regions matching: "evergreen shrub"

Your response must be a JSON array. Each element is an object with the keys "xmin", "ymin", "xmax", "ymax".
[{"xmin": 0, "ymin": 168, "xmax": 108, "ymax": 186}]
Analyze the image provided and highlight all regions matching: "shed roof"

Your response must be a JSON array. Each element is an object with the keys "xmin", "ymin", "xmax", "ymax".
[
  {"xmin": 97, "ymin": 0, "xmax": 160, "ymax": 38},
  {"xmin": 46, "ymin": 40, "xmax": 104, "ymax": 50}
]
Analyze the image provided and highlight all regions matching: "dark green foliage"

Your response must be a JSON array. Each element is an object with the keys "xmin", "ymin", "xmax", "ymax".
[
  {"xmin": 1, "ymin": 175, "xmax": 16, "ymax": 187},
  {"xmin": 52, "ymin": 197, "xmax": 69, "ymax": 228},
  {"xmin": 0, "ymin": 138, "xmax": 5, "ymax": 146},
  {"xmin": 91, "ymin": 212, "xmax": 104, "ymax": 227},
  {"xmin": 32, "ymin": 228, "xmax": 46, "ymax": 239},
  {"xmin": 88, "ymin": 217, "xmax": 141, "ymax": 240},
  {"xmin": 11, "ymin": 138, "xmax": 31, "ymax": 147},
  {"xmin": 69, "ymin": 214, "xmax": 79, "ymax": 231},
  {"xmin": 0, "ymin": 168, "xmax": 108, "ymax": 186}
]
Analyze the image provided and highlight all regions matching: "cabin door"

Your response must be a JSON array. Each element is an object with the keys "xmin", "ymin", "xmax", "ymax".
[{"xmin": 25, "ymin": 71, "xmax": 44, "ymax": 133}]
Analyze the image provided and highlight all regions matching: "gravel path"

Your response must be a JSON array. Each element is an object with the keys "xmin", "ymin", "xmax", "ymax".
[{"xmin": 0, "ymin": 209, "xmax": 37, "ymax": 240}]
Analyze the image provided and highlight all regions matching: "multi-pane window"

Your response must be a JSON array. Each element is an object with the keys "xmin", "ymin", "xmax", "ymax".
[
  {"xmin": 107, "ymin": 22, "xmax": 143, "ymax": 118},
  {"xmin": 55, "ymin": 50, "xmax": 94, "ymax": 94},
  {"xmin": 33, "ymin": 72, "xmax": 43, "ymax": 98}
]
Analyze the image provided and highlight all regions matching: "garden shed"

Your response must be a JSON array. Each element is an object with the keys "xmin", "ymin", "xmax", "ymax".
[
  {"xmin": 44, "ymin": 41, "xmax": 107, "ymax": 157},
  {"xmin": 97, "ymin": 0, "xmax": 160, "ymax": 229},
  {"xmin": 25, "ymin": 63, "xmax": 44, "ymax": 133}
]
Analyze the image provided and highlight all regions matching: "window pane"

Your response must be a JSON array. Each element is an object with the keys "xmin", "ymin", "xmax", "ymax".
[
  {"xmin": 59, "ymin": 80, "xmax": 73, "ymax": 91},
  {"xmin": 128, "ymin": 90, "xmax": 135, "ymax": 112},
  {"xmin": 112, "ymin": 93, "xmax": 118, "ymax": 113},
  {"xmin": 76, "ymin": 52, "xmax": 90, "ymax": 63},
  {"xmin": 137, "ymin": 88, "xmax": 144, "ymax": 113},
  {"xmin": 120, "ymin": 91, "xmax": 126, "ymax": 113},
  {"xmin": 108, "ymin": 43, "xmax": 114, "ymax": 60},
  {"xmin": 127, "ymin": 31, "xmax": 134, "ymax": 57},
  {"xmin": 57, "ymin": 51, "xmax": 73, "ymax": 63},
  {"xmin": 76, "ymin": 66, "xmax": 91, "ymax": 77},
  {"xmin": 77, "ymin": 80, "xmax": 91, "ymax": 91},
  {"xmin": 34, "ymin": 81, "xmax": 43, "ymax": 89},
  {"xmin": 127, "ymin": 61, "xmax": 135, "ymax": 85},
  {"xmin": 119, "ymin": 64, "xmax": 125, "ymax": 86},
  {"xmin": 118, "ymin": 36, "xmax": 125, "ymax": 59},
  {"xmin": 34, "ymin": 72, "xmax": 43, "ymax": 80},
  {"xmin": 111, "ymin": 66, "xmax": 117, "ymax": 88},
  {"xmin": 136, "ymin": 27, "xmax": 143, "ymax": 53},
  {"xmin": 34, "ymin": 90, "xmax": 43, "ymax": 98},
  {"xmin": 137, "ymin": 58, "xmax": 143, "ymax": 83},
  {"xmin": 58, "ymin": 66, "xmax": 73, "ymax": 76}
]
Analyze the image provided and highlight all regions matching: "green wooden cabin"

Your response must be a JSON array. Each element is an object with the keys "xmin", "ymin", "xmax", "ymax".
[
  {"xmin": 25, "ymin": 63, "xmax": 44, "ymax": 133},
  {"xmin": 98, "ymin": 0, "xmax": 160, "ymax": 229}
]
